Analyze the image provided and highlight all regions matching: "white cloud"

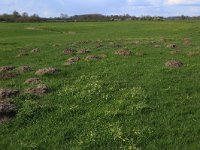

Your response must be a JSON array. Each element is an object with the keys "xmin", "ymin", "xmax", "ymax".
[{"xmin": 166, "ymin": 0, "xmax": 200, "ymax": 5}]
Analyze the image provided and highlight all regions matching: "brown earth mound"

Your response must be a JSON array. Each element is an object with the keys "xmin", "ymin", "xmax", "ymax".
[
  {"xmin": 76, "ymin": 50, "xmax": 91, "ymax": 54},
  {"xmin": 63, "ymin": 49, "xmax": 76, "ymax": 54},
  {"xmin": 68, "ymin": 56, "xmax": 81, "ymax": 62},
  {"xmin": 16, "ymin": 66, "xmax": 32, "ymax": 73},
  {"xmin": 0, "ymin": 89, "xmax": 19, "ymax": 99},
  {"xmin": 85, "ymin": 55, "xmax": 101, "ymax": 61},
  {"xmin": 167, "ymin": 44, "xmax": 177, "ymax": 48},
  {"xmin": 183, "ymin": 38, "xmax": 192, "ymax": 46},
  {"xmin": 115, "ymin": 50, "xmax": 132, "ymax": 56},
  {"xmin": 25, "ymin": 78, "xmax": 40, "ymax": 84},
  {"xmin": 0, "ymin": 66, "xmax": 15, "ymax": 72},
  {"xmin": 0, "ymin": 73, "xmax": 18, "ymax": 80},
  {"xmin": 16, "ymin": 53, "xmax": 29, "ymax": 58},
  {"xmin": 64, "ymin": 61, "xmax": 75, "ymax": 66},
  {"xmin": 0, "ymin": 100, "xmax": 17, "ymax": 123},
  {"xmin": 25, "ymin": 84, "xmax": 49, "ymax": 95},
  {"xmin": 35, "ymin": 67, "xmax": 59, "ymax": 75},
  {"xmin": 31, "ymin": 48, "xmax": 40, "ymax": 53},
  {"xmin": 165, "ymin": 60, "xmax": 183, "ymax": 68}
]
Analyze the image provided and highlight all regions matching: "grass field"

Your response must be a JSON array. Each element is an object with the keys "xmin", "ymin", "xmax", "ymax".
[{"xmin": 0, "ymin": 21, "xmax": 200, "ymax": 150}]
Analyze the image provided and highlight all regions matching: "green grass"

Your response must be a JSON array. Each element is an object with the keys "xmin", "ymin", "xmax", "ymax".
[{"xmin": 0, "ymin": 21, "xmax": 200, "ymax": 150}]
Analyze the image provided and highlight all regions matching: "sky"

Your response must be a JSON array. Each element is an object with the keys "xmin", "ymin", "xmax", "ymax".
[{"xmin": 0, "ymin": 0, "xmax": 200, "ymax": 17}]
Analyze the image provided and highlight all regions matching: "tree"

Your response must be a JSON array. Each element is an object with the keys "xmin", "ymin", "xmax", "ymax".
[
  {"xmin": 13, "ymin": 11, "xmax": 20, "ymax": 18},
  {"xmin": 22, "ymin": 12, "xmax": 28, "ymax": 18},
  {"xmin": 60, "ymin": 13, "xmax": 69, "ymax": 19}
]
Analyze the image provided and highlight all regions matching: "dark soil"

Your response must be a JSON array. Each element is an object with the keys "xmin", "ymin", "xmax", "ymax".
[
  {"xmin": 115, "ymin": 50, "xmax": 132, "ymax": 56},
  {"xmin": 24, "ymin": 78, "xmax": 40, "ymax": 84},
  {"xmin": 165, "ymin": 60, "xmax": 184, "ymax": 68},
  {"xmin": 0, "ymin": 89, "xmax": 19, "ymax": 99},
  {"xmin": 35, "ymin": 68, "xmax": 59, "ymax": 75},
  {"xmin": 0, "ymin": 66, "xmax": 15, "ymax": 72},
  {"xmin": 25, "ymin": 84, "xmax": 50, "ymax": 95},
  {"xmin": 0, "ymin": 73, "xmax": 18, "ymax": 80}
]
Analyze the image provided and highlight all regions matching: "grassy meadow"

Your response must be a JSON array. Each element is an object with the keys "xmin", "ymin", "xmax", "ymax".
[{"xmin": 0, "ymin": 21, "xmax": 200, "ymax": 149}]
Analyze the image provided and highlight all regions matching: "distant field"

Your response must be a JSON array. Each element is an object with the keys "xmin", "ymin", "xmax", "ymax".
[{"xmin": 0, "ymin": 21, "xmax": 200, "ymax": 150}]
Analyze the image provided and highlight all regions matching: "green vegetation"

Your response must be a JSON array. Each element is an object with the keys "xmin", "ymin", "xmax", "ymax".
[{"xmin": 0, "ymin": 21, "xmax": 200, "ymax": 150}]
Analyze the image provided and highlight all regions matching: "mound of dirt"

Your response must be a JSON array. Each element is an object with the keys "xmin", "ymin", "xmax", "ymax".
[
  {"xmin": 166, "ymin": 44, "xmax": 177, "ymax": 48},
  {"xmin": 68, "ymin": 56, "xmax": 81, "ymax": 62},
  {"xmin": 187, "ymin": 51, "xmax": 199, "ymax": 57},
  {"xmin": 64, "ymin": 61, "xmax": 75, "ymax": 66},
  {"xmin": 0, "ymin": 100, "xmax": 17, "ymax": 123},
  {"xmin": 115, "ymin": 50, "xmax": 132, "ymax": 56},
  {"xmin": 0, "ymin": 73, "xmax": 18, "ymax": 80},
  {"xmin": 76, "ymin": 50, "xmax": 91, "ymax": 54},
  {"xmin": 0, "ymin": 66, "xmax": 15, "ymax": 72},
  {"xmin": 63, "ymin": 49, "xmax": 76, "ymax": 54},
  {"xmin": 64, "ymin": 56, "xmax": 81, "ymax": 66},
  {"xmin": 16, "ymin": 66, "xmax": 32, "ymax": 73},
  {"xmin": 0, "ymin": 89, "xmax": 19, "ymax": 99},
  {"xmin": 183, "ymin": 38, "xmax": 192, "ymax": 46},
  {"xmin": 25, "ymin": 78, "xmax": 40, "ymax": 84},
  {"xmin": 16, "ymin": 53, "xmax": 28, "ymax": 58},
  {"xmin": 35, "ymin": 67, "xmax": 59, "ymax": 76},
  {"xmin": 31, "ymin": 48, "xmax": 40, "ymax": 53},
  {"xmin": 25, "ymin": 84, "xmax": 49, "ymax": 95},
  {"xmin": 165, "ymin": 60, "xmax": 183, "ymax": 68},
  {"xmin": 85, "ymin": 55, "xmax": 101, "ymax": 61}
]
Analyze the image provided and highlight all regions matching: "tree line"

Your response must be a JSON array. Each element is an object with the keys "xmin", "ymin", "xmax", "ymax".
[
  {"xmin": 0, "ymin": 11, "xmax": 40, "ymax": 22},
  {"xmin": 1, "ymin": 11, "xmax": 200, "ymax": 22}
]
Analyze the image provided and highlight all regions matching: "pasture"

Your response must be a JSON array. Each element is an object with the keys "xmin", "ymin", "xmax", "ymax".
[{"xmin": 0, "ymin": 21, "xmax": 200, "ymax": 149}]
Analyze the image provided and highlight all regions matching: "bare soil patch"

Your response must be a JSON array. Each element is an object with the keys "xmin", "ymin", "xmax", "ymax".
[
  {"xmin": 76, "ymin": 50, "xmax": 91, "ymax": 54},
  {"xmin": 0, "ymin": 66, "xmax": 15, "ymax": 72},
  {"xmin": 25, "ymin": 84, "xmax": 50, "ymax": 95},
  {"xmin": 16, "ymin": 66, "xmax": 32, "ymax": 73},
  {"xmin": 85, "ymin": 55, "xmax": 101, "ymax": 61},
  {"xmin": 31, "ymin": 48, "xmax": 40, "ymax": 53},
  {"xmin": 35, "ymin": 67, "xmax": 59, "ymax": 76},
  {"xmin": 115, "ymin": 50, "xmax": 132, "ymax": 56},
  {"xmin": 0, "ymin": 89, "xmax": 19, "ymax": 99},
  {"xmin": 63, "ymin": 49, "xmax": 76, "ymax": 54},
  {"xmin": 183, "ymin": 38, "xmax": 192, "ymax": 46},
  {"xmin": 0, "ymin": 73, "xmax": 18, "ymax": 80},
  {"xmin": 64, "ymin": 56, "xmax": 81, "ymax": 66},
  {"xmin": 165, "ymin": 60, "xmax": 183, "ymax": 68},
  {"xmin": 0, "ymin": 100, "xmax": 17, "ymax": 124},
  {"xmin": 68, "ymin": 56, "xmax": 81, "ymax": 62},
  {"xmin": 25, "ymin": 78, "xmax": 40, "ymax": 84},
  {"xmin": 16, "ymin": 52, "xmax": 29, "ymax": 58},
  {"xmin": 167, "ymin": 44, "xmax": 177, "ymax": 49}
]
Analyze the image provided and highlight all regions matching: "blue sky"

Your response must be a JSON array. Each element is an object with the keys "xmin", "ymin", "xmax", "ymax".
[{"xmin": 0, "ymin": 0, "xmax": 200, "ymax": 17}]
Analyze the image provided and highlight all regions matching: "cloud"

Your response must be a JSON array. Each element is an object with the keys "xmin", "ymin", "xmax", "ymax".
[
  {"xmin": 165, "ymin": 0, "xmax": 200, "ymax": 5},
  {"xmin": 0, "ymin": 0, "xmax": 200, "ymax": 17}
]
